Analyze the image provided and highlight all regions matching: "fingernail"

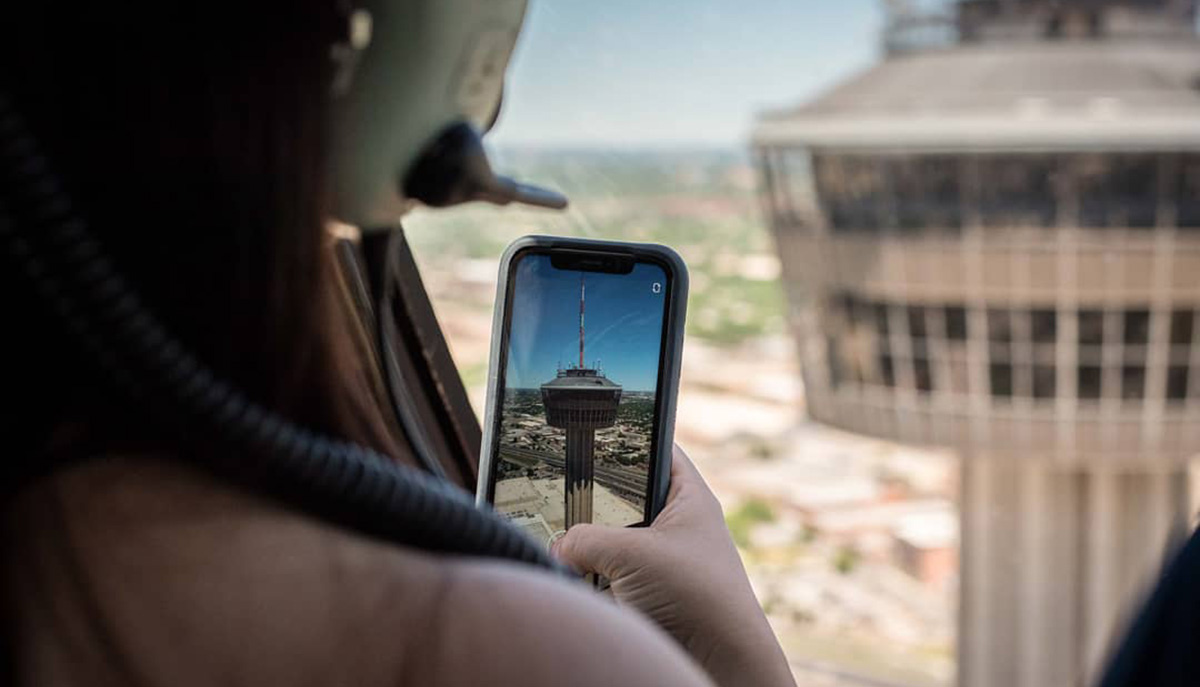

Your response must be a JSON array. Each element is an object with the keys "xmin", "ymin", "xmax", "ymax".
[{"xmin": 548, "ymin": 529, "xmax": 567, "ymax": 556}]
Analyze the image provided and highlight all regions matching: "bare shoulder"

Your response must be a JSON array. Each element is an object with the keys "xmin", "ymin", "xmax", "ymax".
[
  {"xmin": 5, "ymin": 456, "xmax": 711, "ymax": 687},
  {"xmin": 406, "ymin": 558, "xmax": 714, "ymax": 687}
]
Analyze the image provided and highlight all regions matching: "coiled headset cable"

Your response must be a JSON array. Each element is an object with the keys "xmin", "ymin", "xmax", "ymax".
[{"xmin": 0, "ymin": 94, "xmax": 562, "ymax": 573}]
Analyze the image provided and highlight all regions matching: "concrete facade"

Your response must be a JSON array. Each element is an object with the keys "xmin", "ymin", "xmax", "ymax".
[{"xmin": 752, "ymin": 2, "xmax": 1200, "ymax": 684}]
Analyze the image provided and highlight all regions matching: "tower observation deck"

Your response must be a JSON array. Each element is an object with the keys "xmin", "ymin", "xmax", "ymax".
[
  {"xmin": 540, "ymin": 275, "xmax": 622, "ymax": 527},
  {"xmin": 753, "ymin": 1, "xmax": 1200, "ymax": 685}
]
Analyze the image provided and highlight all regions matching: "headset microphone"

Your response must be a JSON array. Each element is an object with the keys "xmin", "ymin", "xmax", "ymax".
[{"xmin": 404, "ymin": 122, "xmax": 568, "ymax": 210}]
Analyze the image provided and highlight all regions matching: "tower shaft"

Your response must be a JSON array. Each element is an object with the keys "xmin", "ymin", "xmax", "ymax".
[
  {"xmin": 959, "ymin": 460, "xmax": 1190, "ymax": 687},
  {"xmin": 564, "ymin": 427, "xmax": 596, "ymax": 527}
]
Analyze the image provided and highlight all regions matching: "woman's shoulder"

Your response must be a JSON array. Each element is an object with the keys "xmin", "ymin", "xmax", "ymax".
[
  {"xmin": 4, "ymin": 455, "xmax": 710, "ymax": 687},
  {"xmin": 421, "ymin": 558, "xmax": 712, "ymax": 687}
]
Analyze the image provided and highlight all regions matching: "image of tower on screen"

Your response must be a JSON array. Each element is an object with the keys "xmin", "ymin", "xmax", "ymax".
[{"xmin": 493, "ymin": 256, "xmax": 666, "ymax": 545}]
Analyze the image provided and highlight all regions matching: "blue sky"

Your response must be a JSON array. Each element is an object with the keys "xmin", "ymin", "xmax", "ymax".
[
  {"xmin": 489, "ymin": 0, "xmax": 885, "ymax": 148},
  {"xmin": 506, "ymin": 255, "xmax": 668, "ymax": 392}
]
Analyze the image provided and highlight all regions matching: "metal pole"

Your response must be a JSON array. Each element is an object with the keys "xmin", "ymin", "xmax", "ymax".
[{"xmin": 579, "ymin": 273, "xmax": 586, "ymax": 369}]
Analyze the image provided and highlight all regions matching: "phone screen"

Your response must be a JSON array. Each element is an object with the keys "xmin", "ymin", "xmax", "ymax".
[{"xmin": 488, "ymin": 250, "xmax": 671, "ymax": 548}]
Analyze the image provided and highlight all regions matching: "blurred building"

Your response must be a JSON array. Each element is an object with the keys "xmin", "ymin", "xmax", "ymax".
[
  {"xmin": 892, "ymin": 510, "xmax": 959, "ymax": 592},
  {"xmin": 752, "ymin": 1, "xmax": 1200, "ymax": 685}
]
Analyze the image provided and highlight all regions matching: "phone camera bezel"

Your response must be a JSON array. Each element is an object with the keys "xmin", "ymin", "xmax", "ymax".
[{"xmin": 550, "ymin": 249, "xmax": 635, "ymax": 275}]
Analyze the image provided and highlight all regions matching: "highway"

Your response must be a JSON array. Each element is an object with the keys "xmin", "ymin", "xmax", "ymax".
[{"xmin": 499, "ymin": 446, "xmax": 649, "ymax": 500}]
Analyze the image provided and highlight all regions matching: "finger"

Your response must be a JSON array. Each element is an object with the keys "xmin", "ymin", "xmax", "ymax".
[
  {"xmin": 551, "ymin": 523, "xmax": 639, "ymax": 578},
  {"xmin": 664, "ymin": 444, "xmax": 723, "ymax": 515},
  {"xmin": 667, "ymin": 444, "xmax": 715, "ymax": 499},
  {"xmin": 670, "ymin": 444, "xmax": 704, "ymax": 485}
]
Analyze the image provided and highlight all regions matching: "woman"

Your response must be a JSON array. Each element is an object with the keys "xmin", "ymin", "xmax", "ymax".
[{"xmin": 0, "ymin": 2, "xmax": 795, "ymax": 685}]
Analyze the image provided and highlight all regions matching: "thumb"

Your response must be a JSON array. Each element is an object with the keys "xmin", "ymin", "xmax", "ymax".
[{"xmin": 552, "ymin": 523, "xmax": 639, "ymax": 578}]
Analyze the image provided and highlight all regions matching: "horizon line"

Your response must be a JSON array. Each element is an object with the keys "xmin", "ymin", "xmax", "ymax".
[{"xmin": 488, "ymin": 141, "xmax": 750, "ymax": 154}]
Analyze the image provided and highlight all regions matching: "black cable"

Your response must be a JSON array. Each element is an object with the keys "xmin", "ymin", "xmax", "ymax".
[{"xmin": 0, "ymin": 93, "xmax": 562, "ymax": 572}]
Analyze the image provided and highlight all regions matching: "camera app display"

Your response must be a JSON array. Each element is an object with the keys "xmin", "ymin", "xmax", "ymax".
[{"xmin": 493, "ymin": 254, "xmax": 667, "ymax": 547}]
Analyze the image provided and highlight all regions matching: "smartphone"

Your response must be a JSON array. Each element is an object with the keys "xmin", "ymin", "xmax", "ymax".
[{"xmin": 476, "ymin": 236, "xmax": 688, "ymax": 549}]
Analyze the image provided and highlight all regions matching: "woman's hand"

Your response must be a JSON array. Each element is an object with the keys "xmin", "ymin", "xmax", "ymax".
[{"xmin": 552, "ymin": 446, "xmax": 796, "ymax": 687}]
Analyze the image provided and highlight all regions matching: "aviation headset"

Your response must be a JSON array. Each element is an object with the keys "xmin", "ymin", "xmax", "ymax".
[{"xmin": 0, "ymin": 0, "xmax": 566, "ymax": 571}]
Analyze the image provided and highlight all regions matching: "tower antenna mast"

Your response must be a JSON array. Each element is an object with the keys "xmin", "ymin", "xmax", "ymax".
[{"xmin": 579, "ymin": 273, "xmax": 585, "ymax": 369}]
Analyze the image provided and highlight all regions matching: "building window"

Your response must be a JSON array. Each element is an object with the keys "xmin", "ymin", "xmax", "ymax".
[
  {"xmin": 817, "ymin": 297, "xmax": 1200, "ymax": 406},
  {"xmin": 1079, "ymin": 310, "xmax": 1105, "ymax": 346},
  {"xmin": 1079, "ymin": 365, "xmax": 1103, "ymax": 400},
  {"xmin": 874, "ymin": 303, "xmax": 891, "ymax": 338},
  {"xmin": 1033, "ymin": 363, "xmax": 1056, "ymax": 399},
  {"xmin": 880, "ymin": 353, "xmax": 896, "ymax": 387},
  {"xmin": 987, "ymin": 308, "xmax": 1013, "ymax": 364},
  {"xmin": 1175, "ymin": 154, "xmax": 1200, "ymax": 229},
  {"xmin": 1123, "ymin": 309, "xmax": 1150, "ymax": 346},
  {"xmin": 908, "ymin": 304, "xmax": 928, "ymax": 339},
  {"xmin": 805, "ymin": 152, "xmax": 1200, "ymax": 234},
  {"xmin": 987, "ymin": 308, "xmax": 1013, "ymax": 343},
  {"xmin": 978, "ymin": 156, "xmax": 1057, "ymax": 229},
  {"xmin": 990, "ymin": 363, "xmax": 1013, "ymax": 398},
  {"xmin": 890, "ymin": 156, "xmax": 963, "ymax": 234},
  {"xmin": 1168, "ymin": 365, "xmax": 1190, "ymax": 401},
  {"xmin": 1170, "ymin": 309, "xmax": 1193, "ymax": 346},
  {"xmin": 1077, "ymin": 154, "xmax": 1158, "ymax": 229},
  {"xmin": 814, "ymin": 155, "xmax": 889, "ymax": 233},
  {"xmin": 914, "ymin": 357, "xmax": 933, "ymax": 392},
  {"xmin": 1122, "ymin": 365, "xmax": 1146, "ymax": 400},
  {"xmin": 1167, "ymin": 308, "xmax": 1193, "ymax": 403},
  {"xmin": 819, "ymin": 297, "xmax": 1198, "ymax": 405},
  {"xmin": 1031, "ymin": 309, "xmax": 1057, "ymax": 344},
  {"xmin": 945, "ymin": 306, "xmax": 968, "ymax": 341}
]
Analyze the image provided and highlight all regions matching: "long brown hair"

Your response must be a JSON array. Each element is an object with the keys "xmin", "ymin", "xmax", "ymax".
[{"xmin": 1, "ymin": 2, "xmax": 406, "ymax": 469}]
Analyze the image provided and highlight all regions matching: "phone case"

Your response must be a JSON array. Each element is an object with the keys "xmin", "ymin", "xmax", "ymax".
[{"xmin": 475, "ymin": 235, "xmax": 689, "ymax": 527}]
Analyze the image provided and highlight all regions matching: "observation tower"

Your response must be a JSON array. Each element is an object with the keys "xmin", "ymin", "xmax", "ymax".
[
  {"xmin": 753, "ymin": 1, "xmax": 1200, "ymax": 684},
  {"xmin": 541, "ymin": 275, "xmax": 622, "ymax": 527}
]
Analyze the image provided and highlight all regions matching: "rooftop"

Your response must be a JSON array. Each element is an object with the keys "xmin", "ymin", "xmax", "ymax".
[
  {"xmin": 753, "ymin": 40, "xmax": 1200, "ymax": 151},
  {"xmin": 810, "ymin": 498, "xmax": 954, "ymax": 537},
  {"xmin": 892, "ymin": 509, "xmax": 959, "ymax": 550},
  {"xmin": 541, "ymin": 368, "xmax": 622, "ymax": 390},
  {"xmin": 885, "ymin": 1, "xmax": 1197, "ymax": 55}
]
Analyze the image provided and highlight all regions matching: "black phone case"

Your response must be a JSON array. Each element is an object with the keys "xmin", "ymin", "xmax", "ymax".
[{"xmin": 475, "ymin": 235, "xmax": 689, "ymax": 527}]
